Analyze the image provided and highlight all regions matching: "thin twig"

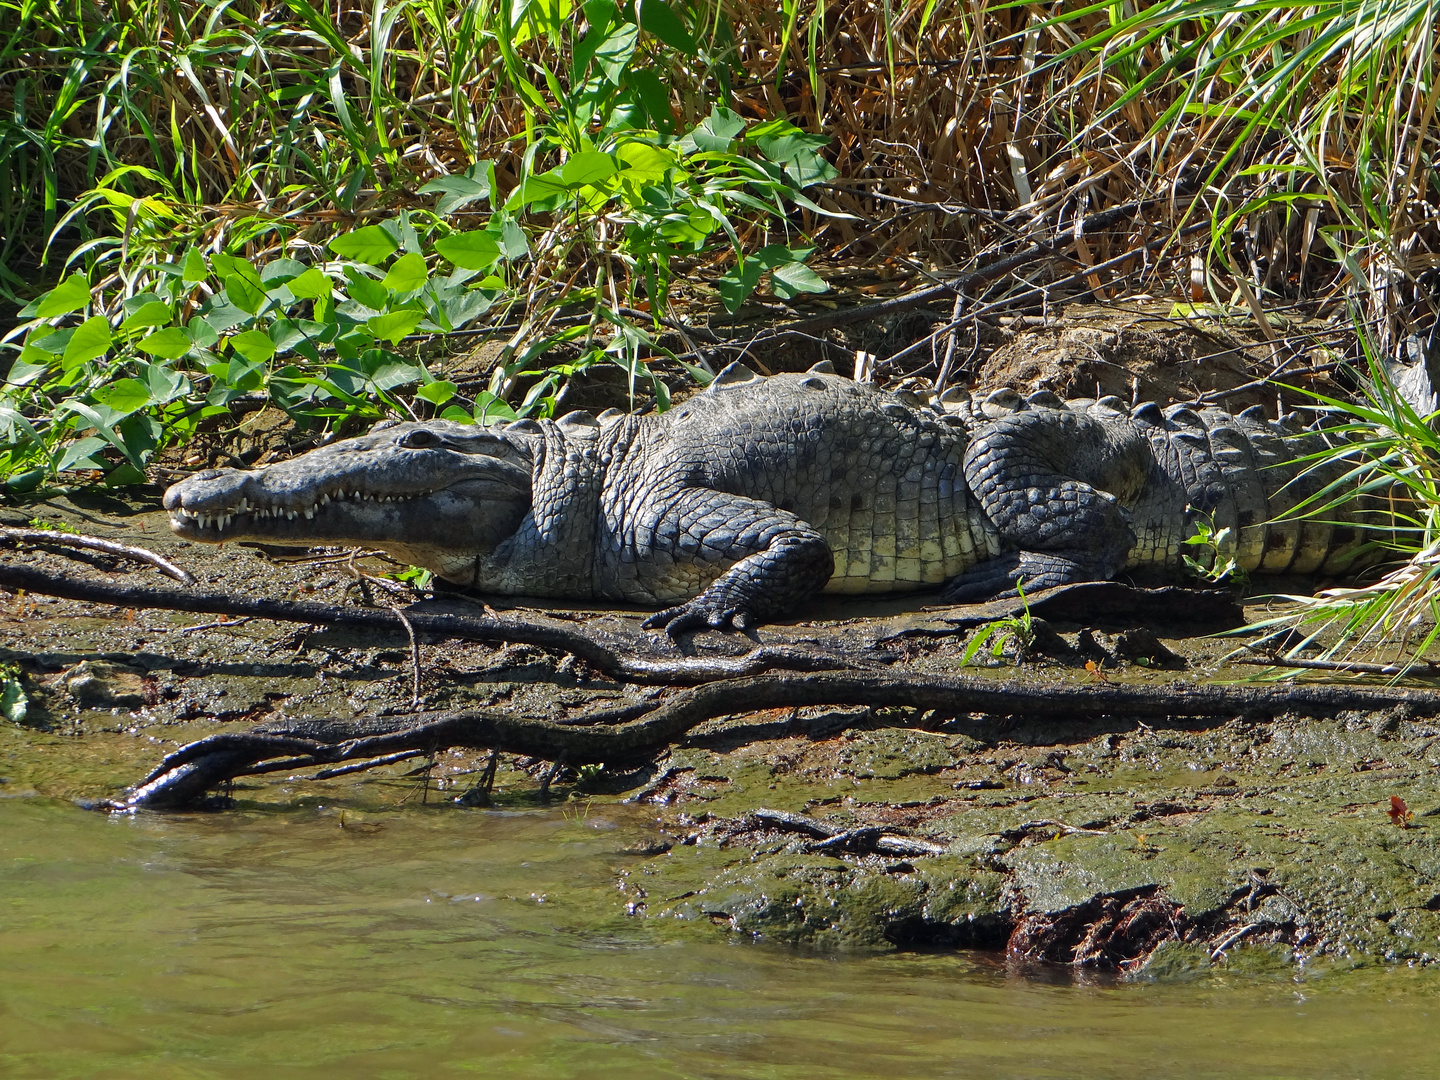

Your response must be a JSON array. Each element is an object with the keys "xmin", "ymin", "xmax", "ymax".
[
  {"xmin": 750, "ymin": 202, "xmax": 1205, "ymax": 340},
  {"xmin": 1192, "ymin": 363, "xmax": 1343, "ymax": 406},
  {"xmin": 0, "ymin": 527, "xmax": 194, "ymax": 584},
  {"xmin": 308, "ymin": 749, "xmax": 428, "ymax": 780},
  {"xmin": 349, "ymin": 562, "xmax": 423, "ymax": 710},
  {"xmin": 933, "ymin": 292, "xmax": 967, "ymax": 393},
  {"xmin": 179, "ymin": 616, "xmax": 253, "ymax": 634},
  {"xmin": 1233, "ymin": 655, "xmax": 1440, "ymax": 677},
  {"xmin": 1210, "ymin": 922, "xmax": 1263, "ymax": 959}
]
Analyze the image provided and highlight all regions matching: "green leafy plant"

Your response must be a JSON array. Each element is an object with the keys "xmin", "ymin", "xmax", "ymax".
[
  {"xmin": 961, "ymin": 581, "xmax": 1036, "ymax": 665},
  {"xmin": 1182, "ymin": 510, "xmax": 1246, "ymax": 585},
  {"xmin": 1, "ymin": 91, "xmax": 840, "ymax": 490},
  {"xmin": 388, "ymin": 565, "xmax": 436, "ymax": 593}
]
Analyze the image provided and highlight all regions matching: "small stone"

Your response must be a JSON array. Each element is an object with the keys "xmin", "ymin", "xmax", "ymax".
[
  {"xmin": 62, "ymin": 661, "xmax": 147, "ymax": 709},
  {"xmin": 1114, "ymin": 627, "xmax": 1186, "ymax": 669}
]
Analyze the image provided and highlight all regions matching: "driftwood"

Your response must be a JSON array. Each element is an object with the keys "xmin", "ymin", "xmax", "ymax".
[{"xmin": 114, "ymin": 670, "xmax": 1440, "ymax": 810}]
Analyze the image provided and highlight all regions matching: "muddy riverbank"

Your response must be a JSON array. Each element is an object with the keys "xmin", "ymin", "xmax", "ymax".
[{"xmin": 5, "ymin": 486, "xmax": 1440, "ymax": 980}]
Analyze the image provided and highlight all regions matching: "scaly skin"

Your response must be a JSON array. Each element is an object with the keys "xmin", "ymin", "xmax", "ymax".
[{"xmin": 164, "ymin": 363, "xmax": 1390, "ymax": 632}]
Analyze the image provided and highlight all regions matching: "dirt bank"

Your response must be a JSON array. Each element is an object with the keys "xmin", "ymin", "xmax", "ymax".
[{"xmin": 3, "ymin": 482, "xmax": 1439, "ymax": 980}]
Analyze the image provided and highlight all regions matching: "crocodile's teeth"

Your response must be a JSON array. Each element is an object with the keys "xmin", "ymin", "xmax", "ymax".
[
  {"xmin": 200, "ymin": 515, "xmax": 211, "ymax": 530},
  {"xmin": 287, "ymin": 509, "xmax": 297, "ymax": 521},
  {"xmin": 305, "ymin": 506, "xmax": 314, "ymax": 520},
  {"xmin": 321, "ymin": 493, "xmax": 330, "ymax": 506},
  {"xmin": 221, "ymin": 514, "xmax": 231, "ymax": 530}
]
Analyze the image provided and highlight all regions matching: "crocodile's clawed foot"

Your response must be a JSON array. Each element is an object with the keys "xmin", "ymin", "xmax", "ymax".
[
  {"xmin": 941, "ymin": 551, "xmax": 1109, "ymax": 604},
  {"xmin": 642, "ymin": 602, "xmax": 757, "ymax": 640}
]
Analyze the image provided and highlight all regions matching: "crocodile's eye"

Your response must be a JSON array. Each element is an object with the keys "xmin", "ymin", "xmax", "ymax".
[{"xmin": 398, "ymin": 429, "xmax": 440, "ymax": 449}]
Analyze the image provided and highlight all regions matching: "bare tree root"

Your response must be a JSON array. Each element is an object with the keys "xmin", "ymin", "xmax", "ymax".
[
  {"xmin": 0, "ymin": 562, "xmax": 864, "ymax": 684},
  {"xmin": 113, "ymin": 670, "xmax": 1440, "ymax": 810}
]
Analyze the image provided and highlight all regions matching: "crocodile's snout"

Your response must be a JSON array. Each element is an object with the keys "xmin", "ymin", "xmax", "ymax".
[
  {"xmin": 163, "ymin": 469, "xmax": 242, "ymax": 511},
  {"xmin": 162, "ymin": 419, "xmax": 540, "ymax": 583}
]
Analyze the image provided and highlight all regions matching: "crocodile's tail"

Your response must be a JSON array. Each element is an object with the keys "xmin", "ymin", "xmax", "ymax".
[{"xmin": 941, "ymin": 386, "xmax": 1405, "ymax": 578}]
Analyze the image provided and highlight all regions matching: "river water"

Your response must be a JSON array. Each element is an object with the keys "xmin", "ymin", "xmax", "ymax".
[{"xmin": 3, "ymin": 797, "xmax": 1439, "ymax": 1079}]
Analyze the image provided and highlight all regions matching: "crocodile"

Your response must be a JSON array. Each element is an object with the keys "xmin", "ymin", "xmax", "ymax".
[{"xmin": 163, "ymin": 362, "xmax": 1392, "ymax": 632}]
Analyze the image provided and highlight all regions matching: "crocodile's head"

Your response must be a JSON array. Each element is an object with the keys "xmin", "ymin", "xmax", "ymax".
[{"xmin": 164, "ymin": 419, "xmax": 536, "ymax": 581}]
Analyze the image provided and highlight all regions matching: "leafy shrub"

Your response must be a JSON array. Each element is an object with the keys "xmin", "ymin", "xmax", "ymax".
[{"xmin": 0, "ymin": 105, "xmax": 836, "ymax": 488}]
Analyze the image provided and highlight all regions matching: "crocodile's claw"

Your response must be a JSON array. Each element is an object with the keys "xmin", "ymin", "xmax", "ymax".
[{"xmin": 642, "ymin": 602, "xmax": 757, "ymax": 639}]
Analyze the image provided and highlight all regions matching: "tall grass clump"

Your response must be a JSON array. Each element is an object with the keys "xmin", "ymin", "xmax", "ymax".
[
  {"xmin": 1031, "ymin": 0, "xmax": 1440, "ymax": 350},
  {"xmin": 1246, "ymin": 334, "xmax": 1440, "ymax": 675}
]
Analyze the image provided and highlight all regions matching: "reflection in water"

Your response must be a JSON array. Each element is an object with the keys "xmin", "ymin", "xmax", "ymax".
[{"xmin": 1, "ymin": 798, "xmax": 1437, "ymax": 1079}]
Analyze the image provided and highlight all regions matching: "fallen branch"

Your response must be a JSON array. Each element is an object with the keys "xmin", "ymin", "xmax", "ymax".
[
  {"xmin": 754, "ymin": 200, "xmax": 1204, "ymax": 340},
  {"xmin": 114, "ymin": 670, "xmax": 1440, "ymax": 809},
  {"xmin": 749, "ymin": 807, "xmax": 948, "ymax": 857},
  {"xmin": 0, "ymin": 562, "xmax": 865, "ymax": 685},
  {"xmin": 309, "ymin": 749, "xmax": 429, "ymax": 780},
  {"xmin": 1232, "ymin": 655, "xmax": 1440, "ymax": 678},
  {"xmin": 0, "ymin": 527, "xmax": 194, "ymax": 584},
  {"xmin": 180, "ymin": 616, "xmax": 254, "ymax": 633}
]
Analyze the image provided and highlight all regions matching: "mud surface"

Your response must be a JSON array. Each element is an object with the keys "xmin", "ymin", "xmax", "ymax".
[{"xmin": 5, "ymin": 486, "xmax": 1440, "ymax": 982}]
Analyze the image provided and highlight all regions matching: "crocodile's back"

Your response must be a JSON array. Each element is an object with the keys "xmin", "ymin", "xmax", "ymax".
[{"xmin": 629, "ymin": 368, "xmax": 998, "ymax": 594}]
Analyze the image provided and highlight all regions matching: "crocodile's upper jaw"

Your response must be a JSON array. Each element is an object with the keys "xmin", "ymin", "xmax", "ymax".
[{"xmin": 164, "ymin": 420, "xmax": 535, "ymax": 581}]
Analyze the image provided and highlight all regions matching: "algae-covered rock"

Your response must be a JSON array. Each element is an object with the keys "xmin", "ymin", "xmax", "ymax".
[
  {"xmin": 832, "ymin": 728, "xmax": 961, "ymax": 780},
  {"xmin": 654, "ymin": 845, "xmax": 1006, "ymax": 949},
  {"xmin": 624, "ymin": 712, "xmax": 1440, "ymax": 972}
]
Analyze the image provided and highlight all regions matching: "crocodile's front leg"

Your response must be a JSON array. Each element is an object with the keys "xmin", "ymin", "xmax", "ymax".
[
  {"xmin": 624, "ymin": 488, "xmax": 835, "ymax": 635},
  {"xmin": 942, "ymin": 409, "xmax": 1146, "ymax": 602}
]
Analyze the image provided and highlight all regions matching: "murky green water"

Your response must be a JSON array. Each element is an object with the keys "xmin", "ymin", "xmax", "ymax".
[{"xmin": 3, "ymin": 797, "xmax": 1438, "ymax": 1080}]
